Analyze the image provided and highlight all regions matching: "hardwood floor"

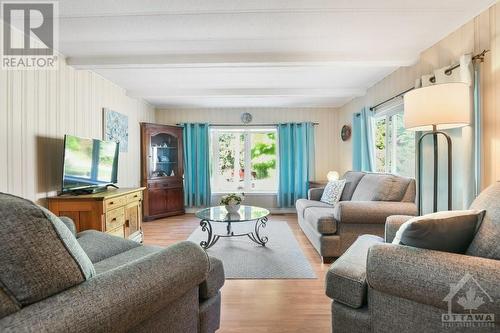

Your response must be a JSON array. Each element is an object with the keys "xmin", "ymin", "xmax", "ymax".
[{"xmin": 142, "ymin": 213, "xmax": 332, "ymax": 333}]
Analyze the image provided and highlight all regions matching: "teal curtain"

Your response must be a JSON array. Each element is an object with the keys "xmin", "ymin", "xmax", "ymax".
[
  {"xmin": 352, "ymin": 107, "xmax": 375, "ymax": 171},
  {"xmin": 182, "ymin": 123, "xmax": 211, "ymax": 207},
  {"xmin": 473, "ymin": 62, "xmax": 481, "ymax": 197},
  {"xmin": 277, "ymin": 122, "xmax": 315, "ymax": 208}
]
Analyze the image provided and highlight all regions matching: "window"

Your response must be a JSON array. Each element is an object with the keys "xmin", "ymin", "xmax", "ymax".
[
  {"xmin": 210, "ymin": 127, "xmax": 278, "ymax": 193},
  {"xmin": 374, "ymin": 108, "xmax": 416, "ymax": 177}
]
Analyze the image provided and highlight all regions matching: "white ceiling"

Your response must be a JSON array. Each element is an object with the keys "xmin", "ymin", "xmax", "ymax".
[{"xmin": 51, "ymin": 0, "xmax": 495, "ymax": 108}]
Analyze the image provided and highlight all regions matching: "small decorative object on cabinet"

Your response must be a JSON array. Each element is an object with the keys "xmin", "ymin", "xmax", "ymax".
[
  {"xmin": 141, "ymin": 123, "xmax": 185, "ymax": 221},
  {"xmin": 47, "ymin": 187, "xmax": 145, "ymax": 242}
]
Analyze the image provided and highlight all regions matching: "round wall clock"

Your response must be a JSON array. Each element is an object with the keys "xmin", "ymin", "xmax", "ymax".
[
  {"xmin": 241, "ymin": 112, "xmax": 253, "ymax": 124},
  {"xmin": 341, "ymin": 125, "xmax": 352, "ymax": 141}
]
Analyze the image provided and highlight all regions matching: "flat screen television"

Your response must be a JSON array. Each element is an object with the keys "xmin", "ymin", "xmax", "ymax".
[{"xmin": 61, "ymin": 134, "xmax": 119, "ymax": 194}]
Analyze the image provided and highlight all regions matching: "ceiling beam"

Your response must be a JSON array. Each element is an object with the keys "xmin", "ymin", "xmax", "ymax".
[
  {"xmin": 126, "ymin": 88, "xmax": 366, "ymax": 99},
  {"xmin": 67, "ymin": 53, "xmax": 415, "ymax": 69}
]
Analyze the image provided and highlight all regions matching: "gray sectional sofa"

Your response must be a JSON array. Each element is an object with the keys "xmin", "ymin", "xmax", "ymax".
[
  {"xmin": 326, "ymin": 182, "xmax": 500, "ymax": 332},
  {"xmin": 0, "ymin": 193, "xmax": 224, "ymax": 333},
  {"xmin": 296, "ymin": 171, "xmax": 417, "ymax": 261}
]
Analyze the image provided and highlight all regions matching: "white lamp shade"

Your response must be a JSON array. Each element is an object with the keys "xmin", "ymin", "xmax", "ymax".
[
  {"xmin": 403, "ymin": 82, "xmax": 471, "ymax": 131},
  {"xmin": 327, "ymin": 171, "xmax": 339, "ymax": 181}
]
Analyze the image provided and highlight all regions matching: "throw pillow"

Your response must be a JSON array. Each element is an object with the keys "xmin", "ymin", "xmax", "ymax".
[
  {"xmin": 320, "ymin": 179, "xmax": 346, "ymax": 205},
  {"xmin": 392, "ymin": 210, "xmax": 485, "ymax": 253}
]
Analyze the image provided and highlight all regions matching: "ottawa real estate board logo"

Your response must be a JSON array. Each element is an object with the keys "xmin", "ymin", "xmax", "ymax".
[
  {"xmin": 1, "ymin": 1, "xmax": 58, "ymax": 69},
  {"xmin": 442, "ymin": 273, "xmax": 495, "ymax": 329}
]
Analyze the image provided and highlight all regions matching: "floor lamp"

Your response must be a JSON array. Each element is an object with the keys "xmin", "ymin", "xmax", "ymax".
[{"xmin": 403, "ymin": 82, "xmax": 471, "ymax": 213}]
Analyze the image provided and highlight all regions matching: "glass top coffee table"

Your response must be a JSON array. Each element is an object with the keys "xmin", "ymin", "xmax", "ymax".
[{"xmin": 195, "ymin": 205, "xmax": 270, "ymax": 249}]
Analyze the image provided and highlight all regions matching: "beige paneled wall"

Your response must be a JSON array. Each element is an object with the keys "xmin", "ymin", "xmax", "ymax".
[
  {"xmin": 335, "ymin": 4, "xmax": 500, "ymax": 188},
  {"xmin": 155, "ymin": 108, "xmax": 338, "ymax": 179},
  {"xmin": 0, "ymin": 59, "xmax": 155, "ymax": 203}
]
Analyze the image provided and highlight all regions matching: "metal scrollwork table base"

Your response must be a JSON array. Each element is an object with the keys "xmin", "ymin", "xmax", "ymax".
[{"xmin": 195, "ymin": 206, "xmax": 270, "ymax": 250}]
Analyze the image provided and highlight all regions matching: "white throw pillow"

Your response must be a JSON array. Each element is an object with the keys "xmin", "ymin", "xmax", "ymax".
[
  {"xmin": 392, "ymin": 210, "xmax": 485, "ymax": 253},
  {"xmin": 320, "ymin": 179, "xmax": 346, "ymax": 205}
]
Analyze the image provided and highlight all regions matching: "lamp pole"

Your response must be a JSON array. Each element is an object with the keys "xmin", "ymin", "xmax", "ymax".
[{"xmin": 416, "ymin": 125, "xmax": 452, "ymax": 214}]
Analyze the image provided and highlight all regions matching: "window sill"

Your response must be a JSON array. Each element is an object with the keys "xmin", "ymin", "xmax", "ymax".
[{"xmin": 211, "ymin": 192, "xmax": 277, "ymax": 196}]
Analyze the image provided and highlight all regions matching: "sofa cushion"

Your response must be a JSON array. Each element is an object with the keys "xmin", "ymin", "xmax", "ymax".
[
  {"xmin": 326, "ymin": 235, "xmax": 384, "ymax": 308},
  {"xmin": 320, "ymin": 179, "xmax": 346, "ymax": 205},
  {"xmin": 351, "ymin": 173, "xmax": 411, "ymax": 202},
  {"xmin": 333, "ymin": 201, "xmax": 417, "ymax": 225},
  {"xmin": 77, "ymin": 229, "xmax": 142, "ymax": 263},
  {"xmin": 466, "ymin": 182, "xmax": 500, "ymax": 259},
  {"xmin": 393, "ymin": 210, "xmax": 485, "ymax": 253},
  {"xmin": 295, "ymin": 198, "xmax": 334, "ymax": 218},
  {"xmin": 401, "ymin": 180, "xmax": 416, "ymax": 203},
  {"xmin": 0, "ymin": 286, "xmax": 20, "ymax": 319},
  {"xmin": 93, "ymin": 245, "xmax": 162, "ymax": 274},
  {"xmin": 340, "ymin": 171, "xmax": 366, "ymax": 201},
  {"xmin": 304, "ymin": 207, "xmax": 337, "ymax": 234},
  {"xmin": 0, "ymin": 193, "xmax": 95, "ymax": 307}
]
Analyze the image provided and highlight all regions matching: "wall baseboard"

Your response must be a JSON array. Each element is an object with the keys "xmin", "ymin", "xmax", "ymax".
[{"xmin": 184, "ymin": 207, "xmax": 296, "ymax": 214}]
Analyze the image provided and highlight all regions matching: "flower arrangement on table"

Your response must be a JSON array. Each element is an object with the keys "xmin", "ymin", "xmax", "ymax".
[{"xmin": 220, "ymin": 193, "xmax": 245, "ymax": 213}]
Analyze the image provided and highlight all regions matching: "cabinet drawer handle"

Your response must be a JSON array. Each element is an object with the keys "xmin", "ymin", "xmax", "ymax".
[
  {"xmin": 109, "ymin": 201, "xmax": 114, "ymax": 205},
  {"xmin": 133, "ymin": 195, "xmax": 138, "ymax": 198},
  {"xmin": 111, "ymin": 218, "xmax": 117, "ymax": 222}
]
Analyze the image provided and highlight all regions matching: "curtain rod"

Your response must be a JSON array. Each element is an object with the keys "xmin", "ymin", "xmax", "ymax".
[
  {"xmin": 369, "ymin": 49, "xmax": 489, "ymax": 111},
  {"xmin": 176, "ymin": 123, "xmax": 319, "ymax": 127}
]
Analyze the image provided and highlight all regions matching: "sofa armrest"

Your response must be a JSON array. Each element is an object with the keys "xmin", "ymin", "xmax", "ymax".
[
  {"xmin": 308, "ymin": 187, "xmax": 325, "ymax": 201},
  {"xmin": 325, "ymin": 235, "xmax": 384, "ymax": 308},
  {"xmin": 59, "ymin": 216, "xmax": 77, "ymax": 237},
  {"xmin": 367, "ymin": 244, "xmax": 500, "ymax": 313},
  {"xmin": 0, "ymin": 241, "xmax": 210, "ymax": 332},
  {"xmin": 384, "ymin": 215, "xmax": 415, "ymax": 243},
  {"xmin": 200, "ymin": 256, "xmax": 225, "ymax": 300},
  {"xmin": 333, "ymin": 201, "xmax": 417, "ymax": 224}
]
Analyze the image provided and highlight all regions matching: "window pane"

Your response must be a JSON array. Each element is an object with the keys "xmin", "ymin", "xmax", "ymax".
[
  {"xmin": 393, "ymin": 113, "xmax": 415, "ymax": 177},
  {"xmin": 212, "ymin": 132, "xmax": 244, "ymax": 192},
  {"xmin": 210, "ymin": 128, "xmax": 278, "ymax": 193},
  {"xmin": 374, "ymin": 118, "xmax": 387, "ymax": 173},
  {"xmin": 249, "ymin": 131, "xmax": 277, "ymax": 192}
]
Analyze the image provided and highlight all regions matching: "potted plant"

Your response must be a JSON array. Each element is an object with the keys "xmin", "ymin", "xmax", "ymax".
[{"xmin": 220, "ymin": 193, "xmax": 244, "ymax": 214}]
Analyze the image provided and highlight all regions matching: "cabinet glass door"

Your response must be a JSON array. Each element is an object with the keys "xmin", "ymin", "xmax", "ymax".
[{"xmin": 149, "ymin": 133, "xmax": 179, "ymax": 178}]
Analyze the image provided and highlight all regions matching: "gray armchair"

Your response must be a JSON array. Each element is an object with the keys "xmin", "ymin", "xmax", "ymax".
[
  {"xmin": 0, "ymin": 193, "xmax": 224, "ymax": 333},
  {"xmin": 296, "ymin": 171, "xmax": 417, "ymax": 262},
  {"xmin": 325, "ymin": 183, "xmax": 500, "ymax": 333}
]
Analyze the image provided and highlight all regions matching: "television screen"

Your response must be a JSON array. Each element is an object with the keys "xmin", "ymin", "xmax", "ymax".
[{"xmin": 62, "ymin": 135, "xmax": 119, "ymax": 192}]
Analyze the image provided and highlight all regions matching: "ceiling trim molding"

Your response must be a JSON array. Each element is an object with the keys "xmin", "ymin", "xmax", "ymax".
[
  {"xmin": 68, "ymin": 53, "xmax": 415, "ymax": 69},
  {"xmin": 126, "ymin": 88, "xmax": 367, "ymax": 99},
  {"xmin": 58, "ymin": 7, "xmax": 467, "ymax": 19}
]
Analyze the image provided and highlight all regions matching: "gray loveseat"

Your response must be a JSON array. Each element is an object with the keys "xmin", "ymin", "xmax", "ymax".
[
  {"xmin": 0, "ymin": 193, "xmax": 224, "ymax": 333},
  {"xmin": 326, "ymin": 182, "xmax": 500, "ymax": 332},
  {"xmin": 296, "ymin": 171, "xmax": 417, "ymax": 262}
]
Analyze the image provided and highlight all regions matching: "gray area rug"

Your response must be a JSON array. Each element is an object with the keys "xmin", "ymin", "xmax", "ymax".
[{"xmin": 188, "ymin": 220, "xmax": 316, "ymax": 279}]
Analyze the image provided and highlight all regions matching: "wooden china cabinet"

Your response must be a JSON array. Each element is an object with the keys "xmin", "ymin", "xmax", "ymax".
[{"xmin": 141, "ymin": 123, "xmax": 185, "ymax": 221}]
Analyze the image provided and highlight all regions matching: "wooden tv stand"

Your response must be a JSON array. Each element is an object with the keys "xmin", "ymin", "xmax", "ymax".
[{"xmin": 47, "ymin": 187, "xmax": 146, "ymax": 242}]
